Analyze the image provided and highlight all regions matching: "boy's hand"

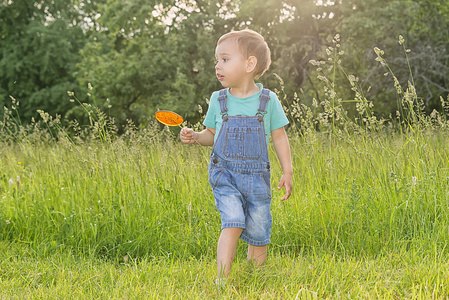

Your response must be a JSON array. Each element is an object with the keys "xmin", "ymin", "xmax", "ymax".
[
  {"xmin": 277, "ymin": 173, "xmax": 293, "ymax": 201},
  {"xmin": 180, "ymin": 127, "xmax": 196, "ymax": 144}
]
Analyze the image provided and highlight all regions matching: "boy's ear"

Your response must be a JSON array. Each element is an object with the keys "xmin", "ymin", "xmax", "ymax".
[{"xmin": 246, "ymin": 56, "xmax": 257, "ymax": 74}]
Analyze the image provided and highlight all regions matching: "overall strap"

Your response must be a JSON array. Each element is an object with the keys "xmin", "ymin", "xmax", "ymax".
[
  {"xmin": 218, "ymin": 89, "xmax": 228, "ymax": 121},
  {"xmin": 256, "ymin": 88, "xmax": 270, "ymax": 122}
]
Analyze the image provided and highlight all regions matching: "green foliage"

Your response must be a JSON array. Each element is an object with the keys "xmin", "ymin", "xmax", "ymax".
[
  {"xmin": 74, "ymin": 0, "xmax": 173, "ymax": 129},
  {"xmin": 338, "ymin": 0, "xmax": 449, "ymax": 115},
  {"xmin": 0, "ymin": 1, "xmax": 87, "ymax": 121},
  {"xmin": 2, "ymin": 0, "xmax": 449, "ymax": 129}
]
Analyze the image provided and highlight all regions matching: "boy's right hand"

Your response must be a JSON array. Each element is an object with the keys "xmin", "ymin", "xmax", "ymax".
[{"xmin": 180, "ymin": 127, "xmax": 196, "ymax": 144}]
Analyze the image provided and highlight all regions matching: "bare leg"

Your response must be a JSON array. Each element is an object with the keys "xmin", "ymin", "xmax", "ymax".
[
  {"xmin": 247, "ymin": 244, "xmax": 268, "ymax": 265},
  {"xmin": 217, "ymin": 227, "xmax": 243, "ymax": 279}
]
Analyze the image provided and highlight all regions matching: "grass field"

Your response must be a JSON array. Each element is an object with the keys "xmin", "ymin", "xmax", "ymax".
[
  {"xmin": 1, "ymin": 126, "xmax": 449, "ymax": 298},
  {"xmin": 1, "ymin": 241, "xmax": 448, "ymax": 299}
]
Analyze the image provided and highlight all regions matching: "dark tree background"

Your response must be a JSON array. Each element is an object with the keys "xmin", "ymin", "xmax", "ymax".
[{"xmin": 1, "ymin": 0, "xmax": 448, "ymax": 129}]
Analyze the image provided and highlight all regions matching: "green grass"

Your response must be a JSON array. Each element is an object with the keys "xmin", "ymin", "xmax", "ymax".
[
  {"xmin": 1, "ymin": 242, "xmax": 448, "ymax": 299},
  {"xmin": 1, "ymin": 128, "xmax": 449, "ymax": 298}
]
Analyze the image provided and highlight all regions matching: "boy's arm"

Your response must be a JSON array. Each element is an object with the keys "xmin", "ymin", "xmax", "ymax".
[
  {"xmin": 180, "ymin": 127, "xmax": 215, "ymax": 146},
  {"xmin": 271, "ymin": 126, "xmax": 293, "ymax": 201}
]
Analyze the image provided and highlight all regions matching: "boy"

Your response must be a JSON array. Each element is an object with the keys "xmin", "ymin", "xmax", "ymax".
[{"xmin": 180, "ymin": 29, "xmax": 293, "ymax": 282}]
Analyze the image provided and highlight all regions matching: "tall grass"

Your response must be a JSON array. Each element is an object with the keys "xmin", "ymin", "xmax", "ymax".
[
  {"xmin": 2, "ymin": 118, "xmax": 449, "ymax": 259},
  {"xmin": 1, "ymin": 35, "xmax": 449, "ymax": 297}
]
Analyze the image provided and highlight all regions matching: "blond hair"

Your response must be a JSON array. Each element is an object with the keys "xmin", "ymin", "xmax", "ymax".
[{"xmin": 217, "ymin": 29, "xmax": 271, "ymax": 79}]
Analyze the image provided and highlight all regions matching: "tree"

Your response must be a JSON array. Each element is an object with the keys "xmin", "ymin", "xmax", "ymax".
[
  {"xmin": 0, "ymin": 1, "xmax": 89, "ymax": 122},
  {"xmin": 75, "ymin": 0, "xmax": 199, "ymax": 128}
]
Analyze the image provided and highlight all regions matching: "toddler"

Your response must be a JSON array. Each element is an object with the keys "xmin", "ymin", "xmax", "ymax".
[{"xmin": 180, "ymin": 29, "xmax": 293, "ymax": 283}]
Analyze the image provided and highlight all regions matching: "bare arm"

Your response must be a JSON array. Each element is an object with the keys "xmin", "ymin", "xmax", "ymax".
[
  {"xmin": 180, "ymin": 127, "xmax": 216, "ymax": 146},
  {"xmin": 271, "ymin": 126, "xmax": 293, "ymax": 201}
]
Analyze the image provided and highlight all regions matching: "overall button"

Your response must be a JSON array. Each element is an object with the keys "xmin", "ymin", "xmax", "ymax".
[{"xmin": 213, "ymin": 158, "xmax": 218, "ymax": 164}]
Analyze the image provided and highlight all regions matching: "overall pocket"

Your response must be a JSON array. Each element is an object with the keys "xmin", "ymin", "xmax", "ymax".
[
  {"xmin": 261, "ymin": 171, "xmax": 272, "ymax": 197},
  {"xmin": 208, "ymin": 165, "xmax": 225, "ymax": 189},
  {"xmin": 222, "ymin": 127, "xmax": 262, "ymax": 160}
]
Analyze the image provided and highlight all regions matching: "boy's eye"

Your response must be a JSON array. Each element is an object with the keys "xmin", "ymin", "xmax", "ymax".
[{"xmin": 213, "ymin": 58, "xmax": 229, "ymax": 64}]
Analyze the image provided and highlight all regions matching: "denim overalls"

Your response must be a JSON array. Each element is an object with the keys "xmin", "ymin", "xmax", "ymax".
[{"xmin": 208, "ymin": 88, "xmax": 272, "ymax": 246}]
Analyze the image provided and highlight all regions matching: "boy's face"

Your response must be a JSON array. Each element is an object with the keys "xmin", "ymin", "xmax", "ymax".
[{"xmin": 215, "ymin": 39, "xmax": 250, "ymax": 87}]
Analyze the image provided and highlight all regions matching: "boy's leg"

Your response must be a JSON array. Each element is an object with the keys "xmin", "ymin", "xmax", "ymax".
[
  {"xmin": 217, "ymin": 227, "xmax": 243, "ymax": 279},
  {"xmin": 247, "ymin": 244, "xmax": 268, "ymax": 265}
]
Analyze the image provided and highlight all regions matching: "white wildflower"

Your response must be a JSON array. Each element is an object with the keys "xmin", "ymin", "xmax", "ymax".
[
  {"xmin": 317, "ymin": 75, "xmax": 328, "ymax": 83},
  {"xmin": 37, "ymin": 110, "xmax": 50, "ymax": 123},
  {"xmin": 348, "ymin": 75, "xmax": 357, "ymax": 86},
  {"xmin": 374, "ymin": 47, "xmax": 384, "ymax": 56}
]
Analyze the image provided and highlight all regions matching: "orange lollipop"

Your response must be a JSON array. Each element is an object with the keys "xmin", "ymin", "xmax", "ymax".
[
  {"xmin": 155, "ymin": 110, "xmax": 184, "ymax": 127},
  {"xmin": 155, "ymin": 110, "xmax": 201, "ymax": 145}
]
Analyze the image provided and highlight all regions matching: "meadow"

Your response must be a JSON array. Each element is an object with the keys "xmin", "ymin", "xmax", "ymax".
[
  {"xmin": 2, "ymin": 40, "xmax": 449, "ymax": 298},
  {"xmin": 2, "ymin": 116, "xmax": 449, "ymax": 298}
]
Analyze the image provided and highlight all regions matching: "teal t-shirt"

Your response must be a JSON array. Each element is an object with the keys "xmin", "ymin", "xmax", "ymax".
[{"xmin": 203, "ymin": 83, "xmax": 289, "ymax": 146}]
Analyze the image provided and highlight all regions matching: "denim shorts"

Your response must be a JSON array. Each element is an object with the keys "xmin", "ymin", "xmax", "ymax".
[{"xmin": 208, "ymin": 158, "xmax": 272, "ymax": 246}]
